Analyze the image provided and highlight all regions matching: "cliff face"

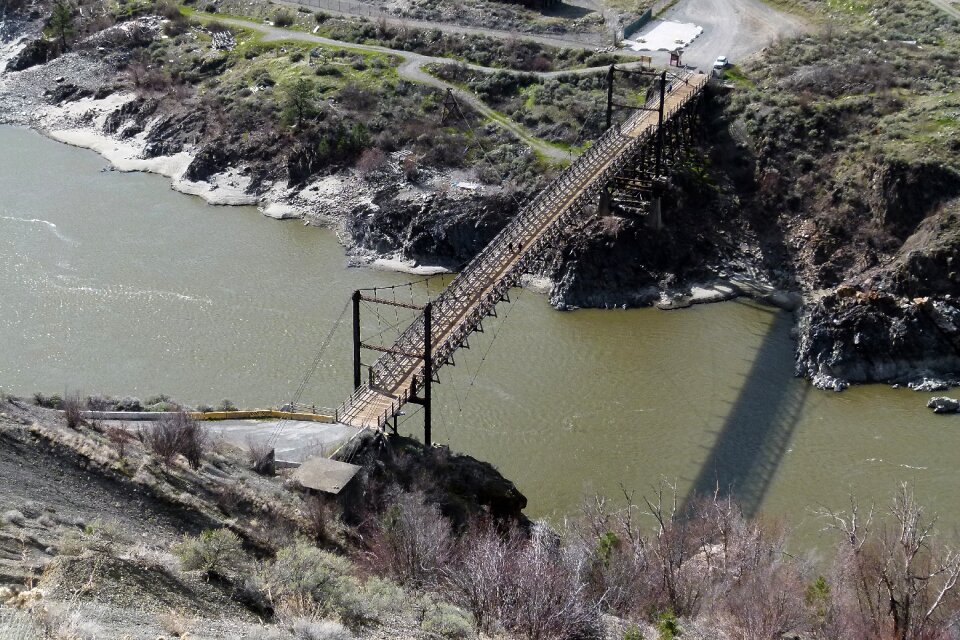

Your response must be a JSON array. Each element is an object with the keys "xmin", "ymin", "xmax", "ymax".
[
  {"xmin": 346, "ymin": 185, "xmax": 522, "ymax": 268},
  {"xmin": 333, "ymin": 431, "xmax": 528, "ymax": 529}
]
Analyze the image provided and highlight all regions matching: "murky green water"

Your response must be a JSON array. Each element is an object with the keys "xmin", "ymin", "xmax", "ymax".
[{"xmin": 3, "ymin": 125, "xmax": 959, "ymax": 549}]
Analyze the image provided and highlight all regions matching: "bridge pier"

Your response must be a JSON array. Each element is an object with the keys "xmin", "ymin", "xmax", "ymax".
[{"xmin": 648, "ymin": 197, "xmax": 663, "ymax": 231}]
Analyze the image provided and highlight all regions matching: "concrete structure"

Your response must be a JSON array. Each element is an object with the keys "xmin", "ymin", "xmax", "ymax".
[{"xmin": 292, "ymin": 457, "xmax": 362, "ymax": 494}]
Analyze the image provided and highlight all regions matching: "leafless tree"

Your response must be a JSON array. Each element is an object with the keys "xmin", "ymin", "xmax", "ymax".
[
  {"xmin": 245, "ymin": 436, "xmax": 274, "ymax": 476},
  {"xmin": 442, "ymin": 520, "xmax": 517, "ymax": 633},
  {"xmin": 820, "ymin": 484, "xmax": 960, "ymax": 639},
  {"xmin": 63, "ymin": 392, "xmax": 83, "ymax": 430}
]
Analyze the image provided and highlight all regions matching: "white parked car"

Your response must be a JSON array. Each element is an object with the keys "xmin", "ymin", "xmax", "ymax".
[{"xmin": 713, "ymin": 55, "xmax": 729, "ymax": 69}]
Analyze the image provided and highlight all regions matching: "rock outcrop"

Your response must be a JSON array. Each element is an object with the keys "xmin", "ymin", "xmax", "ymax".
[
  {"xmin": 927, "ymin": 396, "xmax": 960, "ymax": 414},
  {"xmin": 796, "ymin": 291, "xmax": 960, "ymax": 390},
  {"xmin": 334, "ymin": 431, "xmax": 528, "ymax": 530},
  {"xmin": 347, "ymin": 185, "xmax": 520, "ymax": 268}
]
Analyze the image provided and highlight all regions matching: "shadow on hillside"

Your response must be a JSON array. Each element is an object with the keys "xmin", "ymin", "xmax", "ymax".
[
  {"xmin": 681, "ymin": 302, "xmax": 808, "ymax": 519},
  {"xmin": 541, "ymin": 3, "xmax": 594, "ymax": 20}
]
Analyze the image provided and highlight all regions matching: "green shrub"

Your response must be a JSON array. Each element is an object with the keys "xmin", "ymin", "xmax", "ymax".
[
  {"xmin": 624, "ymin": 625, "xmax": 644, "ymax": 640},
  {"xmin": 264, "ymin": 542, "xmax": 355, "ymax": 610},
  {"xmin": 655, "ymin": 611, "xmax": 679, "ymax": 640},
  {"xmin": 421, "ymin": 602, "xmax": 475, "ymax": 639},
  {"xmin": 173, "ymin": 528, "xmax": 245, "ymax": 576},
  {"xmin": 33, "ymin": 392, "xmax": 63, "ymax": 409},
  {"xmin": 273, "ymin": 9, "xmax": 295, "ymax": 27}
]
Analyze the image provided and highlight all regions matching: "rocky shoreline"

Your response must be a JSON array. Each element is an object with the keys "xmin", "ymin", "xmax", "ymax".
[{"xmin": 2, "ymin": 8, "xmax": 958, "ymax": 394}]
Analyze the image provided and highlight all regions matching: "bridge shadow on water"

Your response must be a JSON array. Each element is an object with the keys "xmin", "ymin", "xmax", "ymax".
[{"xmin": 680, "ymin": 302, "xmax": 810, "ymax": 519}]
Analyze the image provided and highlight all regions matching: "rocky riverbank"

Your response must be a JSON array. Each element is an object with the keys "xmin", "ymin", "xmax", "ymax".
[{"xmin": 0, "ymin": 7, "xmax": 531, "ymax": 273}]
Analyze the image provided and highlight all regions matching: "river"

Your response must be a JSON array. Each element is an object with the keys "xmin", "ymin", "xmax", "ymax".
[{"xmin": 3, "ymin": 125, "xmax": 959, "ymax": 549}]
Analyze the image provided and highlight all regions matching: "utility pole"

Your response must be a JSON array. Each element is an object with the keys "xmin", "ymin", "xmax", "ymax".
[
  {"xmin": 422, "ymin": 302, "xmax": 432, "ymax": 448},
  {"xmin": 352, "ymin": 290, "xmax": 361, "ymax": 390},
  {"xmin": 655, "ymin": 70, "xmax": 666, "ymax": 177},
  {"xmin": 605, "ymin": 64, "xmax": 615, "ymax": 130}
]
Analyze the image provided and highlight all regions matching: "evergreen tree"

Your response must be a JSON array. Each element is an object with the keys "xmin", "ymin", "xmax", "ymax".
[{"xmin": 49, "ymin": 1, "xmax": 75, "ymax": 51}]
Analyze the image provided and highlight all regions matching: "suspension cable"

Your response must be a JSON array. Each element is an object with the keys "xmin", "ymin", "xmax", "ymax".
[{"xmin": 268, "ymin": 296, "xmax": 351, "ymax": 445}]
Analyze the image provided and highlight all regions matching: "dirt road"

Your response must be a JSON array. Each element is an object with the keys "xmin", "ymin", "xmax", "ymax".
[{"xmin": 657, "ymin": 0, "xmax": 806, "ymax": 69}]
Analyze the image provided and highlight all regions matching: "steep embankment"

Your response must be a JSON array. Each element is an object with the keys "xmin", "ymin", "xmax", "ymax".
[
  {"xmin": 727, "ymin": 0, "xmax": 960, "ymax": 388},
  {"xmin": 0, "ymin": 398, "xmax": 527, "ymax": 638}
]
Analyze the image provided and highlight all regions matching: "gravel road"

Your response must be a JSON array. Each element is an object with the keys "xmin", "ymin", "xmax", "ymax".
[{"xmin": 657, "ymin": 0, "xmax": 806, "ymax": 70}]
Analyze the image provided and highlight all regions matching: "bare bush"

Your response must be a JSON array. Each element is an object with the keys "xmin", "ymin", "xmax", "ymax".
[
  {"xmin": 143, "ymin": 411, "xmax": 207, "ymax": 468},
  {"xmin": 215, "ymin": 481, "xmax": 245, "ymax": 515},
  {"xmin": 443, "ymin": 521, "xmax": 516, "ymax": 633},
  {"xmin": 302, "ymin": 495, "xmax": 338, "ymax": 544},
  {"xmin": 355, "ymin": 147, "xmax": 387, "ymax": 174},
  {"xmin": 443, "ymin": 521, "xmax": 599, "ymax": 639},
  {"xmin": 159, "ymin": 609, "xmax": 196, "ymax": 638},
  {"xmin": 246, "ymin": 436, "xmax": 275, "ymax": 476},
  {"xmin": 364, "ymin": 491, "xmax": 453, "ymax": 588},
  {"xmin": 710, "ymin": 540, "xmax": 809, "ymax": 639},
  {"xmin": 63, "ymin": 392, "xmax": 83, "ymax": 429},
  {"xmin": 501, "ymin": 531, "xmax": 601, "ymax": 640},
  {"xmin": 106, "ymin": 425, "xmax": 133, "ymax": 459}
]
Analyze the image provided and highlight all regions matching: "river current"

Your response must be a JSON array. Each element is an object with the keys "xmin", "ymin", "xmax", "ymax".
[{"xmin": 2, "ymin": 125, "xmax": 958, "ymax": 549}]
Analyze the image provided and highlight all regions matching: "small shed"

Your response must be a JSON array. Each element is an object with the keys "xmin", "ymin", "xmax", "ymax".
[{"xmin": 669, "ymin": 49, "xmax": 683, "ymax": 67}]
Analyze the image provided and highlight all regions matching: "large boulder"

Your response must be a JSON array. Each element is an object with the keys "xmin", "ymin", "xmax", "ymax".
[
  {"xmin": 6, "ymin": 38, "xmax": 55, "ymax": 72},
  {"xmin": 927, "ymin": 397, "xmax": 960, "ymax": 414}
]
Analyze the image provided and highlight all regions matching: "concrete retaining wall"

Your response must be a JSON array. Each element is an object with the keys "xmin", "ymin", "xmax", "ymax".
[{"xmin": 623, "ymin": 8, "xmax": 653, "ymax": 39}]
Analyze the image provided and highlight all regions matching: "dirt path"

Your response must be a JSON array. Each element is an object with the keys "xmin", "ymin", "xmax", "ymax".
[
  {"xmin": 214, "ymin": 15, "xmax": 579, "ymax": 160},
  {"xmin": 926, "ymin": 0, "xmax": 960, "ymax": 20},
  {"xmin": 276, "ymin": 0, "xmax": 618, "ymax": 50}
]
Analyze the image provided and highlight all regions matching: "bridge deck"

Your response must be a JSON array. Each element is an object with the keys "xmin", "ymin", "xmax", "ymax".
[{"xmin": 337, "ymin": 71, "xmax": 709, "ymax": 430}]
